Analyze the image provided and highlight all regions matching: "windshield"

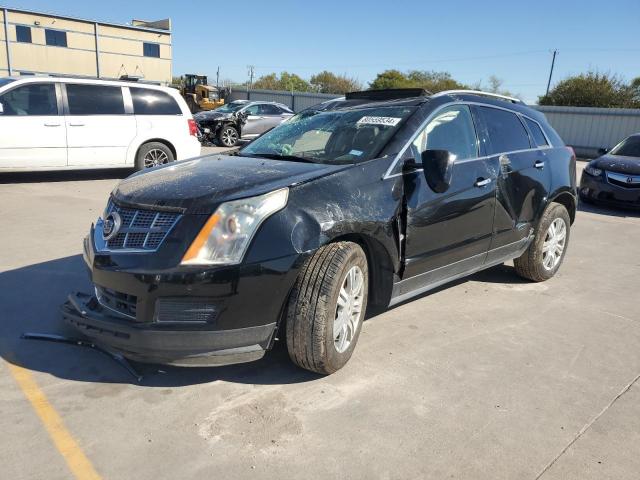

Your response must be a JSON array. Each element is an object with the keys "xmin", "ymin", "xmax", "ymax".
[
  {"xmin": 241, "ymin": 105, "xmax": 415, "ymax": 164},
  {"xmin": 215, "ymin": 101, "xmax": 247, "ymax": 113},
  {"xmin": 0, "ymin": 78, "xmax": 16, "ymax": 89},
  {"xmin": 610, "ymin": 135, "xmax": 640, "ymax": 158}
]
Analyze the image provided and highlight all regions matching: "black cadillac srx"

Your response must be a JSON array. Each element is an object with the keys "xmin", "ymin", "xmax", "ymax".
[{"xmin": 64, "ymin": 89, "xmax": 577, "ymax": 374}]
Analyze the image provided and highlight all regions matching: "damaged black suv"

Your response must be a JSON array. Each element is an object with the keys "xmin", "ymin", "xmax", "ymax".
[{"xmin": 65, "ymin": 89, "xmax": 577, "ymax": 374}]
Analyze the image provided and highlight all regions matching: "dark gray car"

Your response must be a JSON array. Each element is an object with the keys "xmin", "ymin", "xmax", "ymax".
[{"xmin": 195, "ymin": 100, "xmax": 294, "ymax": 146}]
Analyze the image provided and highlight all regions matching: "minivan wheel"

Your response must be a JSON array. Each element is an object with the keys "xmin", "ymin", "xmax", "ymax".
[
  {"xmin": 514, "ymin": 203, "xmax": 571, "ymax": 282},
  {"xmin": 135, "ymin": 142, "xmax": 174, "ymax": 171},
  {"xmin": 286, "ymin": 242, "xmax": 369, "ymax": 374},
  {"xmin": 217, "ymin": 125, "xmax": 239, "ymax": 147}
]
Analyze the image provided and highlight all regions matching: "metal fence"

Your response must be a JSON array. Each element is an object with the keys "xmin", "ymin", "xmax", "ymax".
[
  {"xmin": 225, "ymin": 89, "xmax": 640, "ymax": 159},
  {"xmin": 534, "ymin": 106, "xmax": 640, "ymax": 158},
  {"xmin": 226, "ymin": 88, "xmax": 340, "ymax": 113}
]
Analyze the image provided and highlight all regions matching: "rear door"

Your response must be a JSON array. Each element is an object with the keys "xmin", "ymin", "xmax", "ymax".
[
  {"xmin": 259, "ymin": 103, "xmax": 289, "ymax": 131},
  {"xmin": 240, "ymin": 103, "xmax": 274, "ymax": 137},
  {"xmin": 130, "ymin": 86, "xmax": 184, "ymax": 154},
  {"xmin": 474, "ymin": 106, "xmax": 551, "ymax": 260},
  {"xmin": 0, "ymin": 82, "xmax": 67, "ymax": 168},
  {"xmin": 64, "ymin": 83, "xmax": 136, "ymax": 166},
  {"xmin": 402, "ymin": 104, "xmax": 497, "ymax": 280}
]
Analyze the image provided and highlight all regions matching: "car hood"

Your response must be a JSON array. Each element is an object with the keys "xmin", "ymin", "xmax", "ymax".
[
  {"xmin": 111, "ymin": 155, "xmax": 350, "ymax": 214},
  {"xmin": 194, "ymin": 110, "xmax": 233, "ymax": 122},
  {"xmin": 592, "ymin": 154, "xmax": 640, "ymax": 175}
]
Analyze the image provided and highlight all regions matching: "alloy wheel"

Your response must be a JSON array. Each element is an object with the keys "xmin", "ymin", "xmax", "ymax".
[
  {"xmin": 144, "ymin": 149, "xmax": 169, "ymax": 168},
  {"xmin": 221, "ymin": 128, "xmax": 238, "ymax": 146},
  {"xmin": 334, "ymin": 265, "xmax": 365, "ymax": 353},
  {"xmin": 542, "ymin": 218, "xmax": 567, "ymax": 270}
]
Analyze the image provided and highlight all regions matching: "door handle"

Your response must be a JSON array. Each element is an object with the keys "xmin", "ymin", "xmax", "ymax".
[
  {"xmin": 68, "ymin": 123, "xmax": 85, "ymax": 127},
  {"xmin": 474, "ymin": 178, "xmax": 492, "ymax": 187},
  {"xmin": 534, "ymin": 160, "xmax": 545, "ymax": 169},
  {"xmin": 44, "ymin": 123, "xmax": 61, "ymax": 127}
]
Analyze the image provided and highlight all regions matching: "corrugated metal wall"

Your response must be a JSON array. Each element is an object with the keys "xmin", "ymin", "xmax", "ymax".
[
  {"xmin": 227, "ymin": 88, "xmax": 339, "ymax": 112},
  {"xmin": 225, "ymin": 89, "xmax": 640, "ymax": 159},
  {"xmin": 533, "ymin": 106, "xmax": 640, "ymax": 157}
]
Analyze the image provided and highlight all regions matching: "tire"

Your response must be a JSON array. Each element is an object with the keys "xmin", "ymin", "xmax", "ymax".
[
  {"xmin": 514, "ymin": 203, "xmax": 571, "ymax": 282},
  {"xmin": 286, "ymin": 242, "xmax": 369, "ymax": 374},
  {"xmin": 217, "ymin": 125, "xmax": 239, "ymax": 147},
  {"xmin": 135, "ymin": 142, "xmax": 174, "ymax": 171}
]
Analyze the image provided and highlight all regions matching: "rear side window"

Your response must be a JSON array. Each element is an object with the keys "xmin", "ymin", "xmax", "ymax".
[
  {"xmin": 66, "ymin": 84, "xmax": 125, "ymax": 115},
  {"xmin": 259, "ymin": 104, "xmax": 281, "ymax": 115},
  {"xmin": 478, "ymin": 106, "xmax": 531, "ymax": 154},
  {"xmin": 131, "ymin": 88, "xmax": 181, "ymax": 115},
  {"xmin": 0, "ymin": 83, "xmax": 57, "ymax": 116},
  {"xmin": 524, "ymin": 117, "xmax": 549, "ymax": 146}
]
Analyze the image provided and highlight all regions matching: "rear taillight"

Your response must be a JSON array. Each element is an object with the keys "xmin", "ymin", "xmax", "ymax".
[{"xmin": 188, "ymin": 119, "xmax": 198, "ymax": 137}]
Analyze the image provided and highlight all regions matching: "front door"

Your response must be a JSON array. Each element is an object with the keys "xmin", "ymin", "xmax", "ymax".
[
  {"xmin": 402, "ymin": 105, "xmax": 497, "ymax": 282},
  {"xmin": 474, "ymin": 106, "xmax": 551, "ymax": 261},
  {"xmin": 0, "ymin": 82, "xmax": 67, "ymax": 169},
  {"xmin": 64, "ymin": 83, "xmax": 136, "ymax": 166}
]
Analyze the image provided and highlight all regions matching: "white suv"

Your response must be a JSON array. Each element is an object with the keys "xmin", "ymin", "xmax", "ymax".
[{"xmin": 0, "ymin": 77, "xmax": 201, "ymax": 172}]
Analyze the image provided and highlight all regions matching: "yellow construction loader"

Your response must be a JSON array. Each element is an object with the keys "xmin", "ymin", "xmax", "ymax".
[{"xmin": 177, "ymin": 74, "xmax": 229, "ymax": 113}]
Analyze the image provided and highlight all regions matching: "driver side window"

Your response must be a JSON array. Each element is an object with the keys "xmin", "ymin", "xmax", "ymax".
[
  {"xmin": 411, "ymin": 105, "xmax": 478, "ymax": 163},
  {"xmin": 0, "ymin": 83, "xmax": 58, "ymax": 116}
]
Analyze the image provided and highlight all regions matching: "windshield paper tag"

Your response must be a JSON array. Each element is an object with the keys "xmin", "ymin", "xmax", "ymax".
[{"xmin": 357, "ymin": 116, "xmax": 402, "ymax": 126}]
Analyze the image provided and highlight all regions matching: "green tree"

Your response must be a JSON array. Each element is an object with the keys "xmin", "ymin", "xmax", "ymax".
[
  {"xmin": 369, "ymin": 69, "xmax": 466, "ymax": 92},
  {"xmin": 252, "ymin": 72, "xmax": 311, "ymax": 92},
  {"xmin": 539, "ymin": 71, "xmax": 639, "ymax": 108},
  {"xmin": 310, "ymin": 71, "xmax": 362, "ymax": 94}
]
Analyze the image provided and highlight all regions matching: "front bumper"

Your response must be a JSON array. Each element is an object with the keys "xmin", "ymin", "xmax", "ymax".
[
  {"xmin": 62, "ymin": 292, "xmax": 275, "ymax": 366},
  {"xmin": 579, "ymin": 171, "xmax": 640, "ymax": 210},
  {"xmin": 66, "ymin": 224, "xmax": 304, "ymax": 366}
]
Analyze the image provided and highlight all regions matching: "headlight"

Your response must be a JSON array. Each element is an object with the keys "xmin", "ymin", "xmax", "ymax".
[
  {"xmin": 584, "ymin": 165, "xmax": 603, "ymax": 177},
  {"xmin": 181, "ymin": 188, "xmax": 289, "ymax": 266}
]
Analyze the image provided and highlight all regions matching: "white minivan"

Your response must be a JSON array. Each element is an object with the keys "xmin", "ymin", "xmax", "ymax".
[{"xmin": 0, "ymin": 77, "xmax": 201, "ymax": 172}]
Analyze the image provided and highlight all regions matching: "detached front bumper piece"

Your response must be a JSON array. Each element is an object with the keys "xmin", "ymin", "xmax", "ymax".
[{"xmin": 62, "ymin": 292, "xmax": 276, "ymax": 367}]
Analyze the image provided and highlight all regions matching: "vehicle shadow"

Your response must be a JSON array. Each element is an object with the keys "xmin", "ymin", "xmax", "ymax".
[
  {"xmin": 577, "ymin": 201, "xmax": 640, "ymax": 218},
  {"xmin": 0, "ymin": 168, "xmax": 133, "ymax": 184},
  {"xmin": 0, "ymin": 255, "xmax": 321, "ymax": 387}
]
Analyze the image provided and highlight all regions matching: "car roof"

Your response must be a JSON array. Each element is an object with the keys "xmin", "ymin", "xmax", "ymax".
[{"xmin": 3, "ymin": 75, "xmax": 175, "ymax": 92}]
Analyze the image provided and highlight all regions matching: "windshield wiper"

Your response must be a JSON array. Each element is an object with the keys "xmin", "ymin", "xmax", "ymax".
[{"xmin": 243, "ymin": 153, "xmax": 318, "ymax": 164}]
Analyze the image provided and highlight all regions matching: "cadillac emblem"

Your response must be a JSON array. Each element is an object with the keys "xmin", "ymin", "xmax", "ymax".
[{"xmin": 102, "ymin": 211, "xmax": 122, "ymax": 240}]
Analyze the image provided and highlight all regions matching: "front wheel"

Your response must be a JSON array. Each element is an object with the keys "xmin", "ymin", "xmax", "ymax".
[
  {"xmin": 286, "ymin": 242, "xmax": 369, "ymax": 374},
  {"xmin": 217, "ymin": 125, "xmax": 239, "ymax": 147},
  {"xmin": 514, "ymin": 203, "xmax": 571, "ymax": 282}
]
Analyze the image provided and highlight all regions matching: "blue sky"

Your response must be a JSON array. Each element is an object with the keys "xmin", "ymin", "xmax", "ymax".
[{"xmin": 6, "ymin": 0, "xmax": 640, "ymax": 102}]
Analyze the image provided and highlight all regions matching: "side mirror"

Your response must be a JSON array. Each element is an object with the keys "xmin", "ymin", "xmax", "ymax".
[
  {"xmin": 421, "ymin": 149, "xmax": 454, "ymax": 193},
  {"xmin": 597, "ymin": 147, "xmax": 609, "ymax": 156}
]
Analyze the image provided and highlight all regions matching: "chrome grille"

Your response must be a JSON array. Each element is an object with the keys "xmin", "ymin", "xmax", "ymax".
[
  {"xmin": 104, "ymin": 201, "xmax": 181, "ymax": 251},
  {"xmin": 606, "ymin": 171, "xmax": 640, "ymax": 189}
]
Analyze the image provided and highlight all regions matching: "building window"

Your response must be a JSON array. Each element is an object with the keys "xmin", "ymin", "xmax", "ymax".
[
  {"xmin": 16, "ymin": 25, "xmax": 32, "ymax": 43},
  {"xmin": 143, "ymin": 43, "xmax": 160, "ymax": 58},
  {"xmin": 45, "ymin": 29, "xmax": 68, "ymax": 47}
]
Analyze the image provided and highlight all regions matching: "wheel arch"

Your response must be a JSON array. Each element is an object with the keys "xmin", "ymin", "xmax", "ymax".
[
  {"xmin": 549, "ymin": 190, "xmax": 577, "ymax": 224},
  {"xmin": 134, "ymin": 138, "xmax": 177, "ymax": 163}
]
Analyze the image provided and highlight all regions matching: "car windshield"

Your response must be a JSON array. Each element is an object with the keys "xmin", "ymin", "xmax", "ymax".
[
  {"xmin": 215, "ymin": 101, "xmax": 247, "ymax": 113},
  {"xmin": 241, "ymin": 105, "xmax": 416, "ymax": 164},
  {"xmin": 0, "ymin": 78, "xmax": 16, "ymax": 89},
  {"xmin": 610, "ymin": 136, "xmax": 640, "ymax": 158}
]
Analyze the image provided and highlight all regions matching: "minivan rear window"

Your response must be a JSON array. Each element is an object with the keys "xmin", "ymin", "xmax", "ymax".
[
  {"xmin": 66, "ymin": 84, "xmax": 125, "ymax": 115},
  {"xmin": 131, "ymin": 88, "xmax": 181, "ymax": 115},
  {"xmin": 478, "ymin": 106, "xmax": 531, "ymax": 154}
]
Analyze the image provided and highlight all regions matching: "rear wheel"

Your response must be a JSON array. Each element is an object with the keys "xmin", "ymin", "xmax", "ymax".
[
  {"xmin": 135, "ymin": 142, "xmax": 174, "ymax": 171},
  {"xmin": 217, "ymin": 125, "xmax": 239, "ymax": 147},
  {"xmin": 514, "ymin": 203, "xmax": 571, "ymax": 282},
  {"xmin": 286, "ymin": 242, "xmax": 368, "ymax": 374}
]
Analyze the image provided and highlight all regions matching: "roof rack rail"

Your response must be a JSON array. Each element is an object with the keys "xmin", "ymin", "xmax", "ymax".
[
  {"xmin": 345, "ymin": 88, "xmax": 431, "ymax": 101},
  {"xmin": 433, "ymin": 90, "xmax": 523, "ymax": 104}
]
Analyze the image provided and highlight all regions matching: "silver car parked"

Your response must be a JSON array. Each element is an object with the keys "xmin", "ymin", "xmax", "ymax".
[{"xmin": 195, "ymin": 100, "xmax": 294, "ymax": 147}]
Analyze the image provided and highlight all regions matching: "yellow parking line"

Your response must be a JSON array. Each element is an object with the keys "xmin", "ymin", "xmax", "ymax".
[{"xmin": 7, "ymin": 363, "xmax": 102, "ymax": 480}]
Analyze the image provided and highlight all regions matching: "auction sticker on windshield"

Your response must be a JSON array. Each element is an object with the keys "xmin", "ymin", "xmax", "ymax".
[{"xmin": 357, "ymin": 116, "xmax": 402, "ymax": 126}]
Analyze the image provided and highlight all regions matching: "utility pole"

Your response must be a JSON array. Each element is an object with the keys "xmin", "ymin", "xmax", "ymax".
[
  {"xmin": 546, "ymin": 49, "xmax": 558, "ymax": 96},
  {"xmin": 216, "ymin": 66, "xmax": 220, "ymax": 89},
  {"xmin": 247, "ymin": 65, "xmax": 255, "ymax": 91}
]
